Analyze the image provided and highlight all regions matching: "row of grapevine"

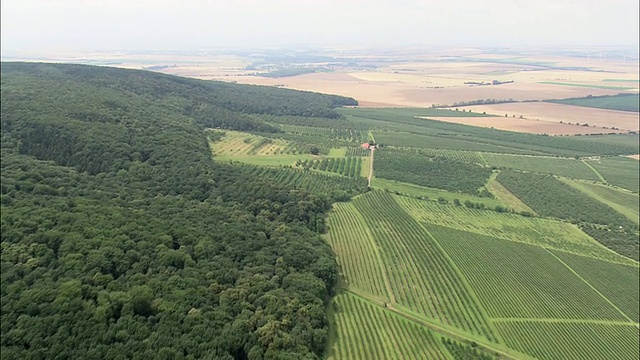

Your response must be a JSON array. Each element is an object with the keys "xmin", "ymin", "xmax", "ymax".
[
  {"xmin": 329, "ymin": 293, "xmax": 449, "ymax": 360},
  {"xmin": 416, "ymin": 148, "xmax": 486, "ymax": 165},
  {"xmin": 374, "ymin": 148, "xmax": 494, "ymax": 196},
  {"xmin": 296, "ymin": 157, "xmax": 363, "ymax": 178},
  {"xmin": 238, "ymin": 165, "xmax": 367, "ymax": 199},
  {"xmin": 495, "ymin": 321, "xmax": 639, "ymax": 360},
  {"xmin": 325, "ymin": 203, "xmax": 390, "ymax": 299},
  {"xmin": 429, "ymin": 224, "xmax": 629, "ymax": 321},
  {"xmin": 351, "ymin": 191, "xmax": 497, "ymax": 341},
  {"xmin": 586, "ymin": 157, "xmax": 640, "ymax": 193},
  {"xmin": 345, "ymin": 146, "xmax": 371, "ymax": 157},
  {"xmin": 551, "ymin": 250, "xmax": 639, "ymax": 322},
  {"xmin": 481, "ymin": 153, "xmax": 601, "ymax": 181},
  {"xmin": 395, "ymin": 196, "xmax": 632, "ymax": 264},
  {"xmin": 278, "ymin": 124, "xmax": 367, "ymax": 142},
  {"xmin": 497, "ymin": 170, "xmax": 639, "ymax": 260}
]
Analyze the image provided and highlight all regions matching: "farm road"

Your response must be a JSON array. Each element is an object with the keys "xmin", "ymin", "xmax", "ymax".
[{"xmin": 368, "ymin": 146, "xmax": 375, "ymax": 187}]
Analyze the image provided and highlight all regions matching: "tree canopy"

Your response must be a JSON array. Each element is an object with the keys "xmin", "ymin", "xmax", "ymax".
[{"xmin": 0, "ymin": 62, "xmax": 358, "ymax": 359}]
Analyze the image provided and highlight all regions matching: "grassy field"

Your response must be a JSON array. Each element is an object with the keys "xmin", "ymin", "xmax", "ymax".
[
  {"xmin": 396, "ymin": 196, "xmax": 630, "ymax": 263},
  {"xmin": 371, "ymin": 178, "xmax": 503, "ymax": 208},
  {"xmin": 327, "ymin": 292, "xmax": 451, "ymax": 360},
  {"xmin": 432, "ymin": 225, "xmax": 630, "ymax": 321},
  {"xmin": 481, "ymin": 153, "xmax": 601, "ymax": 181},
  {"xmin": 349, "ymin": 192, "xmax": 498, "ymax": 341},
  {"xmin": 548, "ymin": 93, "xmax": 640, "ymax": 112},
  {"xmin": 560, "ymin": 179, "xmax": 639, "ymax": 224},
  {"xmin": 485, "ymin": 178, "xmax": 537, "ymax": 214},
  {"xmin": 585, "ymin": 157, "xmax": 640, "ymax": 193},
  {"xmin": 496, "ymin": 322, "xmax": 639, "ymax": 360},
  {"xmin": 551, "ymin": 251, "xmax": 639, "ymax": 322}
]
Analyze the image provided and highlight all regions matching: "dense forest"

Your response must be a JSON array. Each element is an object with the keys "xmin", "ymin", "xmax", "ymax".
[{"xmin": 0, "ymin": 62, "xmax": 360, "ymax": 359}]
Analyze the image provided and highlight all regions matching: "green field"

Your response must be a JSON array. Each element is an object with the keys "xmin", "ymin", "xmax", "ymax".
[
  {"xmin": 349, "ymin": 192, "xmax": 498, "ymax": 341},
  {"xmin": 585, "ymin": 157, "xmax": 640, "ymax": 193},
  {"xmin": 327, "ymin": 293, "xmax": 450, "ymax": 360},
  {"xmin": 496, "ymin": 322, "xmax": 639, "ymax": 360},
  {"xmin": 481, "ymin": 153, "xmax": 601, "ymax": 181},
  {"xmin": 324, "ymin": 191, "xmax": 638, "ymax": 359},
  {"xmin": 548, "ymin": 93, "xmax": 640, "ymax": 112},
  {"xmin": 561, "ymin": 179, "xmax": 640, "ymax": 224},
  {"xmin": 371, "ymin": 178, "xmax": 504, "ymax": 208},
  {"xmin": 211, "ymin": 107, "xmax": 640, "ymax": 359},
  {"xmin": 396, "ymin": 196, "xmax": 628, "ymax": 263},
  {"xmin": 432, "ymin": 225, "xmax": 629, "ymax": 321},
  {"xmin": 551, "ymin": 251, "xmax": 639, "ymax": 322}
]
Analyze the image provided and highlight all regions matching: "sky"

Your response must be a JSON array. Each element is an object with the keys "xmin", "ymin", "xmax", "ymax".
[{"xmin": 1, "ymin": 0, "xmax": 639, "ymax": 54}]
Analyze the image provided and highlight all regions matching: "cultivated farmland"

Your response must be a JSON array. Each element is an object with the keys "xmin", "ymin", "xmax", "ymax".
[{"xmin": 328, "ymin": 293, "xmax": 450, "ymax": 360}]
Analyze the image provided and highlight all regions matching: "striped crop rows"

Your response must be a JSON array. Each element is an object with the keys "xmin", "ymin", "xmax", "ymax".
[
  {"xmin": 430, "ymin": 224, "xmax": 629, "ymax": 321},
  {"xmin": 329, "ymin": 293, "xmax": 449, "ymax": 360},
  {"xmin": 239, "ymin": 166, "xmax": 367, "ymax": 196},
  {"xmin": 482, "ymin": 153, "xmax": 601, "ymax": 181},
  {"xmin": 396, "ymin": 196, "xmax": 631, "ymax": 263},
  {"xmin": 325, "ymin": 203, "xmax": 389, "ymax": 299},
  {"xmin": 416, "ymin": 148, "xmax": 486, "ymax": 165},
  {"xmin": 351, "ymin": 191, "xmax": 497, "ymax": 341},
  {"xmin": 296, "ymin": 157, "xmax": 363, "ymax": 178},
  {"xmin": 279, "ymin": 124, "xmax": 366, "ymax": 142},
  {"xmin": 495, "ymin": 321, "xmax": 639, "ymax": 360},
  {"xmin": 551, "ymin": 250, "xmax": 640, "ymax": 322},
  {"xmin": 345, "ymin": 146, "xmax": 371, "ymax": 157}
]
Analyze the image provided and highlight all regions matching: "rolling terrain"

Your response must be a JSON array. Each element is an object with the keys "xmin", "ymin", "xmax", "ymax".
[{"xmin": 1, "ymin": 61, "xmax": 638, "ymax": 360}]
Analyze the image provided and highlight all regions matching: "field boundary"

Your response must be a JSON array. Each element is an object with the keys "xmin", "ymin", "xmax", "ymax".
[
  {"xmin": 400, "ymin": 199, "xmax": 504, "ymax": 343},
  {"xmin": 546, "ymin": 249, "xmax": 636, "ymax": 323},
  {"xmin": 344, "ymin": 290, "xmax": 534, "ymax": 360},
  {"xmin": 490, "ymin": 318, "xmax": 639, "ymax": 326},
  {"xmin": 349, "ymin": 202, "xmax": 396, "ymax": 304},
  {"xmin": 581, "ymin": 160, "xmax": 607, "ymax": 183}
]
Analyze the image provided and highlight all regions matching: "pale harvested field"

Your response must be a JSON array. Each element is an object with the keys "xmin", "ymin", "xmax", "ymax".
[
  {"xmin": 420, "ymin": 116, "xmax": 627, "ymax": 135},
  {"xmin": 627, "ymin": 155, "xmax": 640, "ymax": 160},
  {"xmin": 456, "ymin": 102, "xmax": 639, "ymax": 132}
]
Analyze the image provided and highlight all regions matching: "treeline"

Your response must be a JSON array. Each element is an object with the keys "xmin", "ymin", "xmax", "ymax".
[
  {"xmin": 441, "ymin": 338, "xmax": 494, "ymax": 360},
  {"xmin": 375, "ymin": 149, "xmax": 494, "ymax": 197},
  {"xmin": 497, "ymin": 171, "xmax": 639, "ymax": 260},
  {"xmin": 0, "ymin": 62, "xmax": 356, "ymax": 359},
  {"xmin": 431, "ymin": 98, "xmax": 516, "ymax": 108}
]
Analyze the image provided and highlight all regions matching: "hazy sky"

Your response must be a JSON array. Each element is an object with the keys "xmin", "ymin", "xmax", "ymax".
[{"xmin": 2, "ymin": 0, "xmax": 638, "ymax": 53}]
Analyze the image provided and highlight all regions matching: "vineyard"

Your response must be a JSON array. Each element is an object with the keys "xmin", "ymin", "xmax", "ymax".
[
  {"xmin": 348, "ymin": 192, "xmax": 498, "ymax": 341},
  {"xmin": 551, "ymin": 251, "xmax": 639, "ymax": 322},
  {"xmin": 278, "ymin": 124, "xmax": 367, "ymax": 142},
  {"xmin": 295, "ymin": 156, "xmax": 363, "ymax": 178},
  {"xmin": 497, "ymin": 170, "xmax": 639, "ymax": 259},
  {"xmin": 374, "ymin": 149, "xmax": 494, "ymax": 196},
  {"xmin": 209, "ymin": 106, "xmax": 639, "ymax": 359},
  {"xmin": 585, "ymin": 157, "xmax": 640, "ymax": 193},
  {"xmin": 235, "ymin": 165, "xmax": 367, "ymax": 200},
  {"xmin": 328, "ymin": 293, "xmax": 451, "ymax": 360},
  {"xmin": 325, "ymin": 203, "xmax": 390, "ymax": 299},
  {"xmin": 481, "ymin": 153, "xmax": 601, "ymax": 181},
  {"xmin": 395, "ymin": 196, "xmax": 628, "ymax": 263},
  {"xmin": 430, "ymin": 225, "xmax": 629, "ymax": 320},
  {"xmin": 495, "ymin": 322, "xmax": 639, "ymax": 360}
]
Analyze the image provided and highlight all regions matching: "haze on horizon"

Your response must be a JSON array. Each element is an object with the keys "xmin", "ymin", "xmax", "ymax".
[{"xmin": 1, "ymin": 0, "xmax": 639, "ymax": 54}]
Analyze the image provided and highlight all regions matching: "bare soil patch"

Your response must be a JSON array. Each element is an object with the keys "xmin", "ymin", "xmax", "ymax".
[
  {"xmin": 420, "ymin": 116, "xmax": 627, "ymax": 135},
  {"xmin": 457, "ymin": 102, "xmax": 639, "ymax": 132}
]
